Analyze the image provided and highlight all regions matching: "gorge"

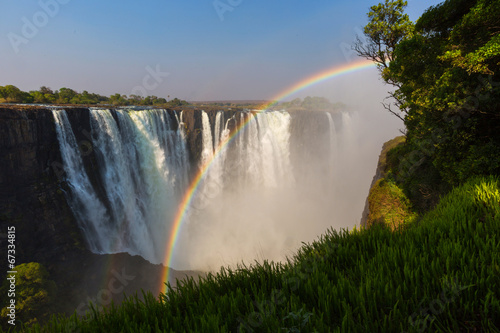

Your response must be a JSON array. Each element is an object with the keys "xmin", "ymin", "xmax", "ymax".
[{"xmin": 0, "ymin": 105, "xmax": 379, "ymax": 319}]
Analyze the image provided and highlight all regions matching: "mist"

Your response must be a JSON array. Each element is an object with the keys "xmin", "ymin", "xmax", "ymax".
[{"xmin": 172, "ymin": 78, "xmax": 402, "ymax": 271}]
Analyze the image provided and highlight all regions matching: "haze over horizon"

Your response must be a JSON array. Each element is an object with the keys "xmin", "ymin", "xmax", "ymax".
[{"xmin": 1, "ymin": 0, "xmax": 441, "ymax": 103}]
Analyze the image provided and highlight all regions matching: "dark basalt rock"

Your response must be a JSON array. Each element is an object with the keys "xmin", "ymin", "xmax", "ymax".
[{"xmin": 0, "ymin": 107, "xmax": 85, "ymax": 271}]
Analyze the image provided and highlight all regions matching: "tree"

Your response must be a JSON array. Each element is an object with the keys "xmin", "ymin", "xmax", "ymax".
[
  {"xmin": 39, "ymin": 86, "xmax": 53, "ymax": 95},
  {"xmin": 354, "ymin": 0, "xmax": 414, "ymax": 121},
  {"xmin": 376, "ymin": 0, "xmax": 500, "ymax": 184},
  {"xmin": 0, "ymin": 85, "xmax": 24, "ymax": 103},
  {"xmin": 108, "ymin": 93, "xmax": 129, "ymax": 106},
  {"xmin": 153, "ymin": 97, "xmax": 167, "ymax": 105},
  {"xmin": 56, "ymin": 87, "xmax": 77, "ymax": 104},
  {"xmin": 354, "ymin": 0, "xmax": 413, "ymax": 74},
  {"xmin": 30, "ymin": 86, "xmax": 56, "ymax": 104}
]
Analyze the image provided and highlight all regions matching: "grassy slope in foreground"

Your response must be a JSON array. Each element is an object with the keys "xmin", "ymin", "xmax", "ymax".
[{"xmin": 23, "ymin": 177, "xmax": 500, "ymax": 332}]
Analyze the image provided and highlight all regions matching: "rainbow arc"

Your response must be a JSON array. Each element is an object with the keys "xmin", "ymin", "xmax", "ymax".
[{"xmin": 160, "ymin": 59, "xmax": 376, "ymax": 292}]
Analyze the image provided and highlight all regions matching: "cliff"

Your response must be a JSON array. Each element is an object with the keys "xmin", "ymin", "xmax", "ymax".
[
  {"xmin": 360, "ymin": 136, "xmax": 408, "ymax": 228},
  {"xmin": 0, "ymin": 106, "xmax": 222, "ymax": 322},
  {"xmin": 0, "ymin": 107, "xmax": 85, "ymax": 268}
]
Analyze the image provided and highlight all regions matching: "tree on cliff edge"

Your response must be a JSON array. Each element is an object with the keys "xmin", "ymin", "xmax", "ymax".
[{"xmin": 354, "ymin": 0, "xmax": 413, "ymax": 120}]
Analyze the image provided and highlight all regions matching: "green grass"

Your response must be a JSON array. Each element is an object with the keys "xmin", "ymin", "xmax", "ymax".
[{"xmin": 17, "ymin": 176, "xmax": 500, "ymax": 332}]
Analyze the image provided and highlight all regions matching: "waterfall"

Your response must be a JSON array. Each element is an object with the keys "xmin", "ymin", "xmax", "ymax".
[
  {"xmin": 214, "ymin": 111, "xmax": 223, "ymax": 150},
  {"xmin": 325, "ymin": 112, "xmax": 338, "ymax": 190},
  {"xmin": 256, "ymin": 111, "xmax": 294, "ymax": 188},
  {"xmin": 174, "ymin": 110, "xmax": 300, "ymax": 269},
  {"xmin": 53, "ymin": 107, "xmax": 351, "ymax": 270},
  {"xmin": 52, "ymin": 109, "xmax": 110, "ymax": 253},
  {"xmin": 211, "ymin": 110, "xmax": 294, "ymax": 190},
  {"xmin": 52, "ymin": 108, "xmax": 189, "ymax": 264},
  {"xmin": 211, "ymin": 111, "xmax": 227, "ymax": 196}
]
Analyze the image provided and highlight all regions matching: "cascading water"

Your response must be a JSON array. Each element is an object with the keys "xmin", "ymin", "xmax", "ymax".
[
  {"xmin": 325, "ymin": 112, "xmax": 338, "ymax": 191},
  {"xmin": 53, "ymin": 108, "xmax": 189, "ymax": 264},
  {"xmin": 174, "ymin": 110, "xmax": 333, "ymax": 270},
  {"xmin": 53, "ymin": 107, "xmax": 354, "ymax": 270},
  {"xmin": 52, "ymin": 109, "xmax": 110, "ymax": 253}
]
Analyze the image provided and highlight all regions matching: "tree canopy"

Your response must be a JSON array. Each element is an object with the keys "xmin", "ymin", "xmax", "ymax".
[{"xmin": 357, "ymin": 0, "xmax": 500, "ymax": 185}]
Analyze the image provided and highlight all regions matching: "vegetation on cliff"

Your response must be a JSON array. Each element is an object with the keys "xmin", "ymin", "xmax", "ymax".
[
  {"xmin": 360, "ymin": 0, "xmax": 498, "ymax": 229},
  {"xmin": 0, "ymin": 263, "xmax": 57, "ymax": 330}
]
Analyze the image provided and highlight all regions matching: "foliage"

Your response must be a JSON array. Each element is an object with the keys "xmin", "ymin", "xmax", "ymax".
[
  {"xmin": 354, "ymin": 0, "xmax": 413, "ymax": 78},
  {"xmin": 0, "ymin": 85, "xmax": 189, "ymax": 107},
  {"xmin": 0, "ymin": 85, "xmax": 33, "ymax": 103},
  {"xmin": 22, "ymin": 176, "xmax": 500, "ymax": 332},
  {"xmin": 361, "ymin": 0, "xmax": 500, "ymax": 185},
  {"xmin": 367, "ymin": 177, "xmax": 417, "ymax": 229},
  {"xmin": 415, "ymin": 0, "xmax": 477, "ymax": 37},
  {"xmin": 366, "ymin": 136, "xmax": 418, "ymax": 229},
  {"xmin": 0, "ymin": 263, "xmax": 57, "ymax": 329}
]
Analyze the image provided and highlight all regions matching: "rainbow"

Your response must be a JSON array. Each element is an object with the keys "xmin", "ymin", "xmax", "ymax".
[{"xmin": 159, "ymin": 59, "xmax": 376, "ymax": 292}]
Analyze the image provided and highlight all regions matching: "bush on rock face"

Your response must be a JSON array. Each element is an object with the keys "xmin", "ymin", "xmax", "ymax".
[{"xmin": 0, "ymin": 262, "xmax": 57, "ymax": 328}]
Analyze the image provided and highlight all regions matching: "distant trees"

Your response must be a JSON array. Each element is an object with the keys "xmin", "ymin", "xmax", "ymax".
[
  {"xmin": 30, "ymin": 86, "xmax": 56, "ymax": 104},
  {"xmin": 109, "ymin": 93, "xmax": 129, "ymax": 106},
  {"xmin": 0, "ymin": 85, "xmax": 33, "ymax": 103},
  {"xmin": 168, "ymin": 97, "xmax": 188, "ymax": 107},
  {"xmin": 279, "ymin": 96, "xmax": 345, "ymax": 112},
  {"xmin": 0, "ymin": 85, "xmax": 188, "ymax": 107},
  {"xmin": 56, "ymin": 88, "xmax": 77, "ymax": 104}
]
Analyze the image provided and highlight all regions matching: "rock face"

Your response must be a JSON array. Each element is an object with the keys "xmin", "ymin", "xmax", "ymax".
[
  {"xmin": 360, "ymin": 136, "xmax": 406, "ymax": 227},
  {"xmin": 0, "ymin": 107, "xmax": 85, "ymax": 269}
]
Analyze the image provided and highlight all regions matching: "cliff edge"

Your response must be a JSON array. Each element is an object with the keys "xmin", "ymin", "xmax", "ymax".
[{"xmin": 360, "ymin": 136, "xmax": 410, "ymax": 228}]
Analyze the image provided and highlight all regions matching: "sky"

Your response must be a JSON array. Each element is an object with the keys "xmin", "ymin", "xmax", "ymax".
[{"xmin": 0, "ymin": 0, "xmax": 443, "ymax": 102}]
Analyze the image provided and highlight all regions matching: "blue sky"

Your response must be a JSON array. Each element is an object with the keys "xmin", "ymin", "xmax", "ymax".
[{"xmin": 0, "ymin": 0, "xmax": 442, "ymax": 101}]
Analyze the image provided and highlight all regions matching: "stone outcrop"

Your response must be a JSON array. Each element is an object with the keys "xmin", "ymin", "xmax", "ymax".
[
  {"xmin": 360, "ymin": 136, "xmax": 406, "ymax": 227},
  {"xmin": 0, "ymin": 107, "xmax": 85, "ymax": 269}
]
